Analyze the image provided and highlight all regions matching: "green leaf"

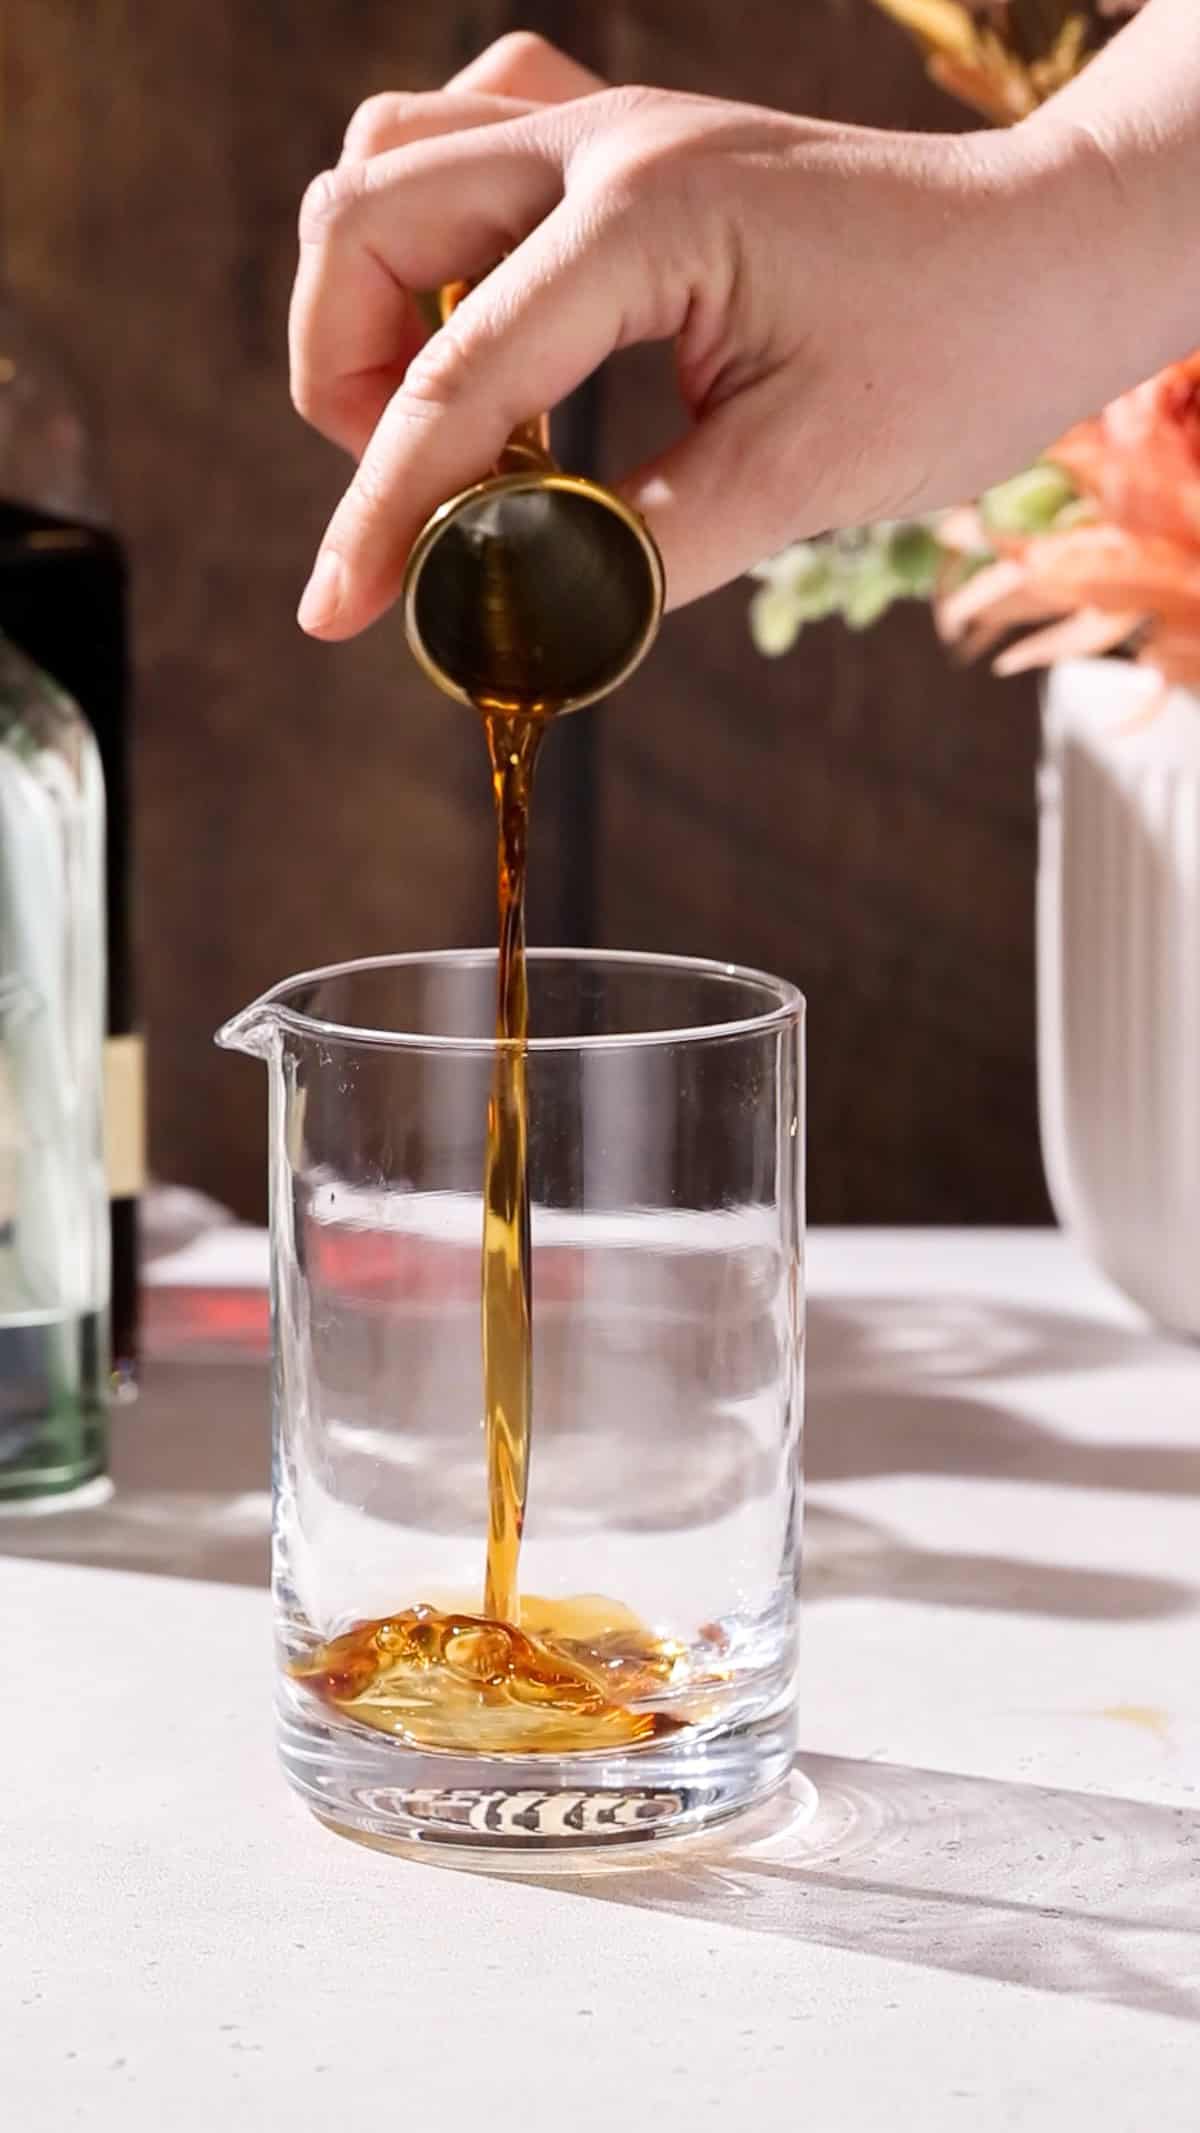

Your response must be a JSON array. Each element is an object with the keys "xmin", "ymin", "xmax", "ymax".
[
  {"xmin": 842, "ymin": 568, "xmax": 906, "ymax": 630},
  {"xmin": 749, "ymin": 583, "xmax": 806, "ymax": 657},
  {"xmin": 886, "ymin": 522, "xmax": 943, "ymax": 590},
  {"xmin": 981, "ymin": 462, "xmax": 1078, "ymax": 537}
]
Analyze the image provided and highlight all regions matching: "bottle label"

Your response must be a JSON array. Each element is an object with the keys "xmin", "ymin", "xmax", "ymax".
[{"xmin": 104, "ymin": 1034, "xmax": 146, "ymax": 1198}]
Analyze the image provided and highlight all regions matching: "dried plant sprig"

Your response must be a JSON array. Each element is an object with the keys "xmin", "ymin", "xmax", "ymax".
[{"xmin": 868, "ymin": 0, "xmax": 1097, "ymax": 120}]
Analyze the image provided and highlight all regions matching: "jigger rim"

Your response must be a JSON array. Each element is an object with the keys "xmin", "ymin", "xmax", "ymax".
[
  {"xmin": 217, "ymin": 948, "xmax": 804, "ymax": 1060},
  {"xmin": 400, "ymin": 470, "xmax": 666, "ymax": 715}
]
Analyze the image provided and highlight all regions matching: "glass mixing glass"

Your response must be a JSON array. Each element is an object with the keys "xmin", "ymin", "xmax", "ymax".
[{"xmin": 219, "ymin": 948, "xmax": 804, "ymax": 1855}]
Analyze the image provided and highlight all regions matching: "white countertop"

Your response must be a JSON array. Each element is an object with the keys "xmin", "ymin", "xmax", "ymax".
[{"xmin": 3, "ymin": 1229, "xmax": 1198, "ymax": 2130}]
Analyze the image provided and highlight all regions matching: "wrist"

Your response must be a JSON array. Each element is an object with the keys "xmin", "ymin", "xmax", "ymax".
[{"xmin": 1011, "ymin": 71, "xmax": 1200, "ymax": 389}]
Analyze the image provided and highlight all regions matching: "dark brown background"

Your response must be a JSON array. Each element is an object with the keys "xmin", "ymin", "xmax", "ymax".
[{"xmin": 3, "ymin": 0, "xmax": 1051, "ymax": 1224}]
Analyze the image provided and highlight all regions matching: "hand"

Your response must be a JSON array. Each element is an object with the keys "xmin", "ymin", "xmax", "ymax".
[{"xmin": 289, "ymin": 32, "xmax": 1112, "ymax": 640}]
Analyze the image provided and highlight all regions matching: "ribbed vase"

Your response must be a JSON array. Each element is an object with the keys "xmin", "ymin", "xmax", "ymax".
[{"xmin": 1039, "ymin": 659, "xmax": 1200, "ymax": 1335}]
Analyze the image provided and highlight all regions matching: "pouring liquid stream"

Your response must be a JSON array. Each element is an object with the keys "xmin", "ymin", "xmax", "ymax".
[
  {"xmin": 479, "ymin": 706, "xmax": 540, "ymax": 1627},
  {"xmin": 293, "ymin": 697, "xmax": 690, "ymax": 1751},
  {"xmin": 292, "ymin": 349, "xmax": 692, "ymax": 1752}
]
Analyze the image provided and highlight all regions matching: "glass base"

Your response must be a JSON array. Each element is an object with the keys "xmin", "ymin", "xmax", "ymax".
[
  {"xmin": 279, "ymin": 1681, "xmax": 801, "ymax": 1860},
  {"xmin": 0, "ymin": 1470, "xmax": 113, "ymax": 1516}
]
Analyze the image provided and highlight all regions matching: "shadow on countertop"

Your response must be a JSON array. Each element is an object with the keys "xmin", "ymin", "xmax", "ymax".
[
  {"xmin": 807, "ymin": 1292, "xmax": 1200, "ymax": 1497},
  {"xmin": 499, "ymin": 1752, "xmax": 1200, "ymax": 2024}
]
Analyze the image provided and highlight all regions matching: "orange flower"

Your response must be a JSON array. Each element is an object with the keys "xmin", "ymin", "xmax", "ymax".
[
  {"xmin": 937, "ymin": 354, "xmax": 1200, "ymax": 691},
  {"xmin": 1051, "ymin": 354, "xmax": 1200, "ymax": 549}
]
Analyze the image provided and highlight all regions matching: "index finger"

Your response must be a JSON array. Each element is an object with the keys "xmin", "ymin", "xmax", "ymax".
[
  {"xmin": 298, "ymin": 197, "xmax": 675, "ymax": 641},
  {"xmin": 290, "ymin": 115, "xmax": 562, "ymax": 458}
]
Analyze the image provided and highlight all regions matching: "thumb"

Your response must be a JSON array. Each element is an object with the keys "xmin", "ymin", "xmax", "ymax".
[{"xmin": 299, "ymin": 202, "xmax": 674, "ymax": 641}]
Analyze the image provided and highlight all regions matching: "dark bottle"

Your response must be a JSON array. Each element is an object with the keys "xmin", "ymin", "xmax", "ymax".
[{"xmin": 0, "ymin": 288, "xmax": 141, "ymax": 1389}]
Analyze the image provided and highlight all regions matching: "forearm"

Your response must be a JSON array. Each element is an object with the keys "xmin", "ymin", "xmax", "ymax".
[{"xmin": 1020, "ymin": 0, "xmax": 1200, "ymax": 389}]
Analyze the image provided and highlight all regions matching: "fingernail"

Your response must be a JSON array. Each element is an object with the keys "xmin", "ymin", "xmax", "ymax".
[{"xmin": 297, "ymin": 550, "xmax": 344, "ymax": 633}]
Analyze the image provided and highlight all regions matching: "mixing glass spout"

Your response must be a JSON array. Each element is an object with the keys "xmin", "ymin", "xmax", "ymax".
[{"xmin": 215, "ymin": 996, "xmax": 280, "ymax": 1061}]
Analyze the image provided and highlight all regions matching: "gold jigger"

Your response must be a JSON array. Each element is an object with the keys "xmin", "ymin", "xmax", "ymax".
[{"xmin": 401, "ymin": 281, "xmax": 665, "ymax": 715}]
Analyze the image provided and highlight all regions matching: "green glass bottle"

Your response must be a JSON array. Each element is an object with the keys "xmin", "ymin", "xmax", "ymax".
[
  {"xmin": 0, "ymin": 281, "xmax": 141, "ymax": 1394},
  {"xmin": 0, "ymin": 630, "xmax": 109, "ymax": 1501}
]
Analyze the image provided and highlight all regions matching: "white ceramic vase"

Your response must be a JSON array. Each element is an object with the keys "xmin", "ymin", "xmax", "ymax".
[{"xmin": 1038, "ymin": 658, "xmax": 1200, "ymax": 1335}]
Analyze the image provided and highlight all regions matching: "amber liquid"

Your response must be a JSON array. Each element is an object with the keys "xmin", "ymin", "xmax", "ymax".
[
  {"xmin": 293, "ymin": 1594, "xmax": 687, "ymax": 1753},
  {"xmin": 295, "ymin": 705, "xmax": 687, "ymax": 1752},
  {"xmin": 479, "ymin": 710, "xmax": 542, "ymax": 1624}
]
